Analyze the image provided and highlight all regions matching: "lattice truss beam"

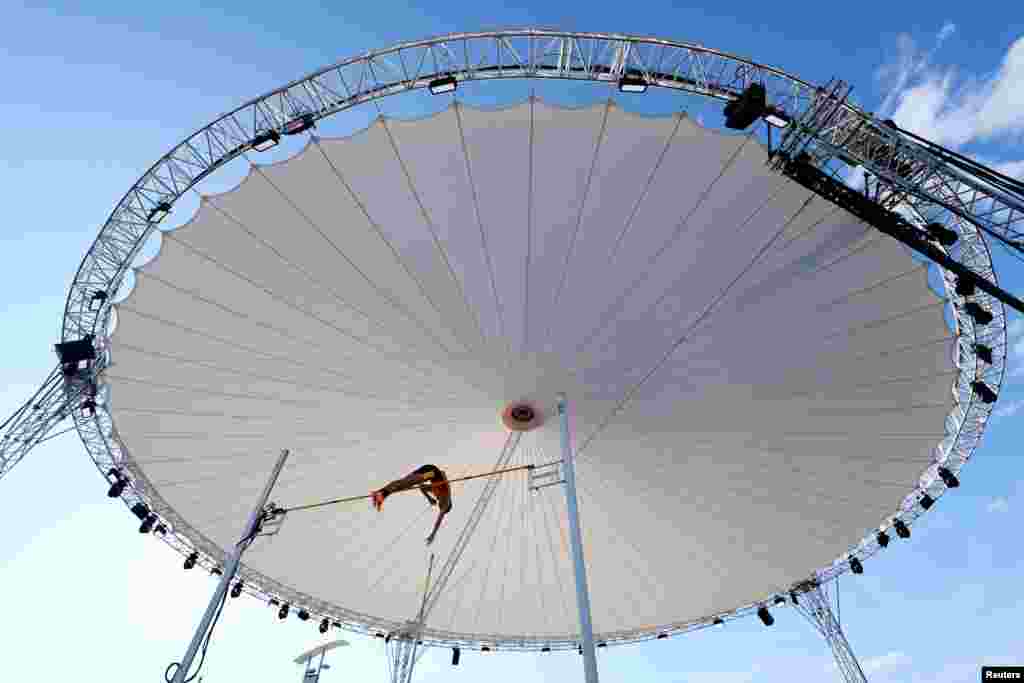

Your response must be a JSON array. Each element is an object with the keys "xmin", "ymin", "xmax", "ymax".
[
  {"xmin": 793, "ymin": 582, "xmax": 867, "ymax": 683},
  {"xmin": 0, "ymin": 28, "xmax": 1016, "ymax": 652}
]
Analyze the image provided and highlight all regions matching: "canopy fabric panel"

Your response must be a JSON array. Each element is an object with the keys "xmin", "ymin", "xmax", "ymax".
[{"xmin": 106, "ymin": 100, "xmax": 953, "ymax": 642}]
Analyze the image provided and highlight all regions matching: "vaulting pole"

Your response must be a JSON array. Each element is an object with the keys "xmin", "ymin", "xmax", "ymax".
[
  {"xmin": 558, "ymin": 394, "xmax": 599, "ymax": 683},
  {"xmin": 170, "ymin": 448, "xmax": 290, "ymax": 683}
]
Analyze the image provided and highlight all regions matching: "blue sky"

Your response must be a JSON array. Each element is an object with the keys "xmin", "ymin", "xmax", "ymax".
[{"xmin": 1, "ymin": 2, "xmax": 1023, "ymax": 682}]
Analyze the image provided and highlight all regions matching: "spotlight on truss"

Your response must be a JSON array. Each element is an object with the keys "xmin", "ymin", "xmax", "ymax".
[
  {"xmin": 428, "ymin": 75, "xmax": 457, "ymax": 95},
  {"xmin": 107, "ymin": 477, "xmax": 127, "ymax": 498},
  {"xmin": 283, "ymin": 113, "xmax": 316, "ymax": 136},
  {"xmin": 877, "ymin": 531, "xmax": 890, "ymax": 548},
  {"xmin": 955, "ymin": 276, "xmax": 976, "ymax": 297},
  {"xmin": 971, "ymin": 380, "xmax": 997, "ymax": 404},
  {"xmin": 252, "ymin": 129, "xmax": 281, "ymax": 151},
  {"xmin": 451, "ymin": 648, "xmax": 460, "ymax": 665},
  {"xmin": 920, "ymin": 493, "xmax": 935, "ymax": 510},
  {"xmin": 757, "ymin": 606, "xmax": 774, "ymax": 626},
  {"xmin": 964, "ymin": 302, "xmax": 993, "ymax": 326},
  {"xmin": 618, "ymin": 75, "xmax": 648, "ymax": 93},
  {"xmin": 320, "ymin": 618, "xmax": 329, "ymax": 634},
  {"xmin": 231, "ymin": 581, "xmax": 244, "ymax": 598},
  {"xmin": 894, "ymin": 519, "xmax": 911, "ymax": 539},
  {"xmin": 279, "ymin": 603, "xmax": 290, "ymax": 620},
  {"xmin": 139, "ymin": 513, "xmax": 157, "ymax": 534},
  {"xmin": 938, "ymin": 467, "xmax": 960, "ymax": 488},
  {"xmin": 925, "ymin": 222, "xmax": 958, "ymax": 247},
  {"xmin": 298, "ymin": 609, "xmax": 310, "ymax": 622},
  {"xmin": 975, "ymin": 343, "xmax": 993, "ymax": 364},
  {"xmin": 183, "ymin": 552, "xmax": 198, "ymax": 570},
  {"xmin": 724, "ymin": 83, "xmax": 767, "ymax": 130},
  {"xmin": 850, "ymin": 557, "xmax": 863, "ymax": 574},
  {"xmin": 147, "ymin": 201, "xmax": 172, "ymax": 224}
]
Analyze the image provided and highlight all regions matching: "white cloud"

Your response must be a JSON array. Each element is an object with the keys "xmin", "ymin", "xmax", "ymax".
[
  {"xmin": 876, "ymin": 29, "xmax": 1024, "ymax": 151},
  {"xmin": 861, "ymin": 651, "xmax": 912, "ymax": 675},
  {"xmin": 987, "ymin": 496, "xmax": 1010, "ymax": 513},
  {"xmin": 937, "ymin": 22, "xmax": 957, "ymax": 44}
]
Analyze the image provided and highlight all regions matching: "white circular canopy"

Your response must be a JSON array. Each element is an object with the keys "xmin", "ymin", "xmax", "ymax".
[{"xmin": 106, "ymin": 100, "xmax": 953, "ymax": 644}]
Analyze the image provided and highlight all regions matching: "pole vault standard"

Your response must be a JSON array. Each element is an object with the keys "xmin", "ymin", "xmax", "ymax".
[
  {"xmin": 169, "ymin": 448, "xmax": 291, "ymax": 683},
  {"xmin": 558, "ymin": 394, "xmax": 599, "ymax": 683}
]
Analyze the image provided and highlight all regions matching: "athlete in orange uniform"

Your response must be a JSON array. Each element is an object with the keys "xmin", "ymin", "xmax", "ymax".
[{"xmin": 371, "ymin": 464, "xmax": 452, "ymax": 545}]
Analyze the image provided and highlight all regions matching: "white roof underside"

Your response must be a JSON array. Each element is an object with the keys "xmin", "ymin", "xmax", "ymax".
[{"xmin": 107, "ymin": 100, "xmax": 954, "ymax": 642}]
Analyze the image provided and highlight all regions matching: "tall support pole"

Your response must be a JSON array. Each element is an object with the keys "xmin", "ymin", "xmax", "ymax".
[
  {"xmin": 558, "ymin": 394, "xmax": 599, "ymax": 683},
  {"xmin": 794, "ymin": 583, "xmax": 867, "ymax": 683},
  {"xmin": 170, "ymin": 448, "xmax": 290, "ymax": 683}
]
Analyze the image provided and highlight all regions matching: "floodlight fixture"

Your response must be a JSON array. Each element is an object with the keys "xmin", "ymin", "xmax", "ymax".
[
  {"xmin": 925, "ymin": 222, "xmax": 958, "ymax": 247},
  {"xmin": 656, "ymin": 633, "xmax": 668, "ymax": 639},
  {"xmin": 252, "ymin": 129, "xmax": 281, "ymax": 151},
  {"xmin": 955, "ymin": 276, "xmax": 976, "ymax": 297},
  {"xmin": 183, "ymin": 552, "xmax": 198, "ymax": 570},
  {"xmin": 789, "ymin": 591, "xmax": 799, "ymax": 605},
  {"xmin": 139, "ymin": 513, "xmax": 157, "ymax": 534},
  {"xmin": 130, "ymin": 502, "xmax": 150, "ymax": 520},
  {"xmin": 713, "ymin": 617, "xmax": 724, "ymax": 625},
  {"xmin": 283, "ymin": 113, "xmax": 316, "ymax": 136},
  {"xmin": 894, "ymin": 519, "xmax": 910, "ymax": 539},
  {"xmin": 298, "ymin": 609, "xmax": 310, "ymax": 621},
  {"xmin": 849, "ymin": 557, "xmax": 863, "ymax": 574},
  {"xmin": 757, "ymin": 606, "xmax": 774, "ymax": 626},
  {"xmin": 938, "ymin": 467, "xmax": 960, "ymax": 489},
  {"xmin": 618, "ymin": 75, "xmax": 648, "ymax": 93},
  {"xmin": 147, "ymin": 201, "xmax": 172, "ymax": 224},
  {"xmin": 108, "ymin": 477, "xmax": 127, "ymax": 498},
  {"xmin": 279, "ymin": 603, "xmax": 290, "ymax": 620},
  {"xmin": 428, "ymin": 75, "xmax": 458, "ymax": 95},
  {"xmin": 89, "ymin": 290, "xmax": 108, "ymax": 311},
  {"xmin": 877, "ymin": 531, "xmax": 890, "ymax": 548},
  {"xmin": 211, "ymin": 566, "xmax": 223, "ymax": 576},
  {"xmin": 974, "ymin": 343, "xmax": 993, "ymax": 364},
  {"xmin": 971, "ymin": 380, "xmax": 997, "ymax": 404},
  {"xmin": 154, "ymin": 523, "xmax": 167, "ymax": 535},
  {"xmin": 55, "ymin": 336, "xmax": 96, "ymax": 370},
  {"xmin": 724, "ymin": 83, "xmax": 767, "ymax": 130},
  {"xmin": 964, "ymin": 302, "xmax": 993, "ymax": 326},
  {"xmin": 231, "ymin": 582, "xmax": 244, "ymax": 598},
  {"xmin": 481, "ymin": 646, "xmax": 491, "ymax": 652},
  {"xmin": 541, "ymin": 646, "xmax": 552, "ymax": 652},
  {"xmin": 319, "ymin": 618, "xmax": 329, "ymax": 634},
  {"xmin": 451, "ymin": 647, "xmax": 460, "ymax": 665},
  {"xmin": 920, "ymin": 493, "xmax": 935, "ymax": 510}
]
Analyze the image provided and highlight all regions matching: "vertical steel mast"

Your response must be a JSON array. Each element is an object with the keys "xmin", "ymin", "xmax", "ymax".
[
  {"xmin": 558, "ymin": 394, "xmax": 599, "ymax": 683},
  {"xmin": 170, "ymin": 448, "xmax": 291, "ymax": 683}
]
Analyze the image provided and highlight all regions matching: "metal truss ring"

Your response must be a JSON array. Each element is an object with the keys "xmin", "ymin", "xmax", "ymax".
[{"xmin": 60, "ymin": 28, "xmax": 1009, "ymax": 651}]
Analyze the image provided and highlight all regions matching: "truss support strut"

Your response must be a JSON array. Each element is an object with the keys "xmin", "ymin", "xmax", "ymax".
[{"xmin": 794, "ymin": 583, "xmax": 867, "ymax": 683}]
